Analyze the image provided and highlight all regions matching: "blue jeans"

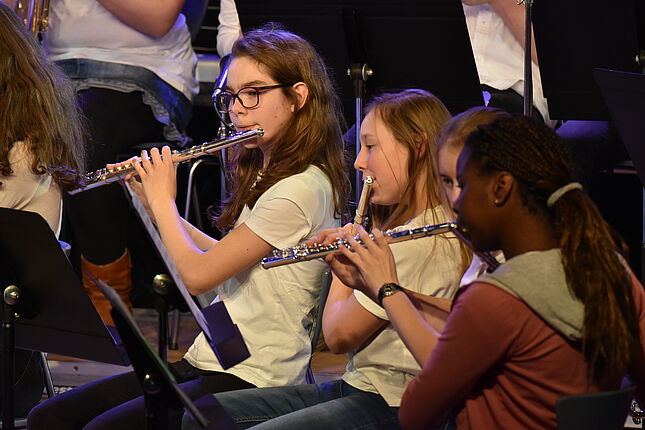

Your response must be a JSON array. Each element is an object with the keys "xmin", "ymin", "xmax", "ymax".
[
  {"xmin": 182, "ymin": 380, "xmax": 401, "ymax": 430},
  {"xmin": 56, "ymin": 58, "xmax": 192, "ymax": 136}
]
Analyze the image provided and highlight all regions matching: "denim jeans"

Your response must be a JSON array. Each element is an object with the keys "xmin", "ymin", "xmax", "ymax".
[
  {"xmin": 56, "ymin": 58, "xmax": 192, "ymax": 136},
  {"xmin": 182, "ymin": 380, "xmax": 401, "ymax": 430}
]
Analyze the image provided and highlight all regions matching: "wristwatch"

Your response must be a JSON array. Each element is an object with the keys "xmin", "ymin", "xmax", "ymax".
[{"xmin": 377, "ymin": 283, "xmax": 403, "ymax": 307}]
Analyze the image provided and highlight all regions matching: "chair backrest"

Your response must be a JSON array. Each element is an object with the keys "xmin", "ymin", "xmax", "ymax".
[
  {"xmin": 305, "ymin": 269, "xmax": 332, "ymax": 384},
  {"xmin": 556, "ymin": 386, "xmax": 635, "ymax": 430}
]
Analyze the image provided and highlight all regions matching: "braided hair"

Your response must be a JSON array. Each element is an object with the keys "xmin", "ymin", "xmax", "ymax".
[{"xmin": 465, "ymin": 115, "xmax": 640, "ymax": 385}]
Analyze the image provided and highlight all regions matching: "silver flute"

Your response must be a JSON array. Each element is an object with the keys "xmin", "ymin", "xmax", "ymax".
[
  {"xmin": 262, "ymin": 222, "xmax": 457, "ymax": 269},
  {"xmin": 69, "ymin": 128, "xmax": 264, "ymax": 195},
  {"xmin": 449, "ymin": 226, "xmax": 500, "ymax": 272},
  {"xmin": 261, "ymin": 222, "xmax": 501, "ymax": 270},
  {"xmin": 353, "ymin": 176, "xmax": 373, "ymax": 227}
]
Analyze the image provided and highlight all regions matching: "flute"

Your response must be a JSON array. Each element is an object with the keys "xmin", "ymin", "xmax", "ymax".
[
  {"xmin": 353, "ymin": 176, "xmax": 373, "ymax": 228},
  {"xmin": 69, "ymin": 128, "xmax": 264, "ymax": 195},
  {"xmin": 450, "ymin": 225, "xmax": 501, "ymax": 272},
  {"xmin": 262, "ymin": 222, "xmax": 456, "ymax": 269}
]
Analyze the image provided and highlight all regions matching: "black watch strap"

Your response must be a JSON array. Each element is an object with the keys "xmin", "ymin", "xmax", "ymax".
[{"xmin": 377, "ymin": 282, "xmax": 403, "ymax": 307}]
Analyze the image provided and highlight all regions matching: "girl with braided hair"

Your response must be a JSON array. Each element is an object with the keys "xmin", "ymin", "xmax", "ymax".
[{"xmin": 334, "ymin": 114, "xmax": 645, "ymax": 429}]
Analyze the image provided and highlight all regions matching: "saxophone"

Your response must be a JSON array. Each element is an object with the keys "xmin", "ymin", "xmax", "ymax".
[{"xmin": 13, "ymin": 0, "xmax": 51, "ymax": 36}]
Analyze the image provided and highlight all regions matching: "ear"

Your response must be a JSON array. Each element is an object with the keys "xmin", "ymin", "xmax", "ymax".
[
  {"xmin": 290, "ymin": 82, "xmax": 309, "ymax": 112},
  {"xmin": 491, "ymin": 171, "xmax": 514, "ymax": 206},
  {"xmin": 412, "ymin": 134, "xmax": 428, "ymax": 160}
]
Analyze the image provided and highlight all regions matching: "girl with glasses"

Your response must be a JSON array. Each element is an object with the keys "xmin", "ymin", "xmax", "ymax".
[
  {"xmin": 29, "ymin": 24, "xmax": 348, "ymax": 429},
  {"xmin": 184, "ymin": 89, "xmax": 468, "ymax": 430}
]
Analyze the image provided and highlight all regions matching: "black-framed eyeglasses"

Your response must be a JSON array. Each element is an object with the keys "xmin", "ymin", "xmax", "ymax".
[{"xmin": 213, "ymin": 83, "xmax": 296, "ymax": 113}]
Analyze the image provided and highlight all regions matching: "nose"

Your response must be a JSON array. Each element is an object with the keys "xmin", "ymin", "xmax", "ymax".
[
  {"xmin": 448, "ymin": 187, "xmax": 461, "ymax": 208},
  {"xmin": 452, "ymin": 193, "xmax": 462, "ymax": 214},
  {"xmin": 354, "ymin": 146, "xmax": 367, "ymax": 172},
  {"xmin": 230, "ymin": 96, "xmax": 246, "ymax": 116}
]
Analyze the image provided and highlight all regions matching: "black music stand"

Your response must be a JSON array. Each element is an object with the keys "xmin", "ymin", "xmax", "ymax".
[
  {"xmin": 92, "ymin": 277, "xmax": 236, "ymax": 430},
  {"xmin": 594, "ymin": 69, "xmax": 645, "ymax": 280},
  {"xmin": 236, "ymin": 0, "xmax": 484, "ymax": 201},
  {"xmin": 122, "ymin": 183, "xmax": 251, "ymax": 371},
  {"xmin": 532, "ymin": 0, "xmax": 641, "ymax": 120},
  {"xmin": 0, "ymin": 208, "xmax": 129, "ymax": 429},
  {"xmin": 236, "ymin": 0, "xmax": 483, "ymax": 118}
]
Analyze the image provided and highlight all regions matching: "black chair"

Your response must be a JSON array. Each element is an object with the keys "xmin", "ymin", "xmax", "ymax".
[
  {"xmin": 305, "ymin": 269, "xmax": 332, "ymax": 384},
  {"xmin": 556, "ymin": 386, "xmax": 635, "ymax": 430}
]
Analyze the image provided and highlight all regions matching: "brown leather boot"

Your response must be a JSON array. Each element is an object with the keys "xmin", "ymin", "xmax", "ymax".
[{"xmin": 81, "ymin": 250, "xmax": 133, "ymax": 326}]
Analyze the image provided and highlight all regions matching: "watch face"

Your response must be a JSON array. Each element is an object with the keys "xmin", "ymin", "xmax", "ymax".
[
  {"xmin": 383, "ymin": 284, "xmax": 397, "ymax": 294},
  {"xmin": 378, "ymin": 283, "xmax": 402, "ymax": 306}
]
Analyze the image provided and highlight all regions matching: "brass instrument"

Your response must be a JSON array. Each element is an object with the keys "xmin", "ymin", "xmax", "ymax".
[
  {"xmin": 262, "ymin": 222, "xmax": 457, "ymax": 269},
  {"xmin": 13, "ymin": 0, "xmax": 51, "ymax": 36},
  {"xmin": 69, "ymin": 128, "xmax": 264, "ymax": 195},
  {"xmin": 353, "ymin": 176, "xmax": 373, "ymax": 227}
]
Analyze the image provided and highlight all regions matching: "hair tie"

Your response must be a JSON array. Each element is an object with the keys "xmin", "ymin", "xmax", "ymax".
[{"xmin": 546, "ymin": 182, "xmax": 583, "ymax": 208}]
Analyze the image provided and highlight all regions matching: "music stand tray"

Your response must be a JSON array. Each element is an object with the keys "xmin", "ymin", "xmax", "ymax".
[
  {"xmin": 93, "ymin": 277, "xmax": 236, "ymax": 430},
  {"xmin": 0, "ymin": 208, "xmax": 129, "ymax": 427},
  {"xmin": 0, "ymin": 208, "xmax": 128, "ymax": 364}
]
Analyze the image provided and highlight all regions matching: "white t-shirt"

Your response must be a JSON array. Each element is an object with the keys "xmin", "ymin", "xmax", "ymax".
[
  {"xmin": 0, "ymin": 142, "xmax": 62, "ymax": 237},
  {"xmin": 463, "ymin": 4, "xmax": 549, "ymax": 121},
  {"xmin": 44, "ymin": 0, "xmax": 198, "ymax": 101},
  {"xmin": 184, "ymin": 165, "xmax": 340, "ymax": 387},
  {"xmin": 342, "ymin": 206, "xmax": 464, "ymax": 407}
]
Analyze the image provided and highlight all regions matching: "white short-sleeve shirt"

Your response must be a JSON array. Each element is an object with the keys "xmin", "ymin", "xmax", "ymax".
[
  {"xmin": 184, "ymin": 165, "xmax": 340, "ymax": 387},
  {"xmin": 0, "ymin": 142, "xmax": 62, "ymax": 237},
  {"xmin": 342, "ymin": 206, "xmax": 464, "ymax": 406},
  {"xmin": 464, "ymin": 4, "xmax": 549, "ymax": 121}
]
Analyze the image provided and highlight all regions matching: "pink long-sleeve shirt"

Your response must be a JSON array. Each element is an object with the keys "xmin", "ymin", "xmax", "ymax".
[{"xmin": 400, "ymin": 274, "xmax": 645, "ymax": 430}]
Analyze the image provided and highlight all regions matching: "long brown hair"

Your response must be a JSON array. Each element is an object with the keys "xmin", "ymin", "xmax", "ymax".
[
  {"xmin": 0, "ymin": 3, "xmax": 86, "ymax": 190},
  {"xmin": 364, "ymin": 90, "xmax": 451, "ymax": 230},
  {"xmin": 437, "ymin": 106, "xmax": 509, "ymax": 155},
  {"xmin": 214, "ymin": 24, "xmax": 348, "ymax": 230},
  {"xmin": 465, "ymin": 115, "xmax": 640, "ymax": 385},
  {"xmin": 437, "ymin": 107, "xmax": 510, "ymax": 274}
]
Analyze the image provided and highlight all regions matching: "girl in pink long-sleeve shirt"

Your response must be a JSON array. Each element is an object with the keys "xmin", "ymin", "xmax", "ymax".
[{"xmin": 339, "ymin": 114, "xmax": 645, "ymax": 429}]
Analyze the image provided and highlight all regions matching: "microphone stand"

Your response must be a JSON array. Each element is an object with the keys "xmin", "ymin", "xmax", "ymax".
[
  {"xmin": 343, "ymin": 8, "xmax": 373, "ymax": 204},
  {"xmin": 348, "ymin": 63, "xmax": 373, "ymax": 203}
]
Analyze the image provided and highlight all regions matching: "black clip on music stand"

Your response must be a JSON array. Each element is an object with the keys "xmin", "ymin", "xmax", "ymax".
[
  {"xmin": 0, "ymin": 208, "xmax": 130, "ymax": 430},
  {"xmin": 91, "ymin": 276, "xmax": 236, "ymax": 430}
]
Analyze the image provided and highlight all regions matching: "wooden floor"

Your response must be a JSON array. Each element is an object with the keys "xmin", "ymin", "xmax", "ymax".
[{"xmin": 48, "ymin": 308, "xmax": 348, "ymax": 390}]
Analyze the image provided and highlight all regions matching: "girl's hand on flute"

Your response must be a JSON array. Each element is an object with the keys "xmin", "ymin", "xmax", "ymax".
[
  {"xmin": 306, "ymin": 223, "xmax": 366, "ymax": 289},
  {"xmin": 131, "ymin": 146, "xmax": 177, "ymax": 211},
  {"xmin": 337, "ymin": 226, "xmax": 400, "ymax": 302},
  {"xmin": 305, "ymin": 222, "xmax": 354, "ymax": 247}
]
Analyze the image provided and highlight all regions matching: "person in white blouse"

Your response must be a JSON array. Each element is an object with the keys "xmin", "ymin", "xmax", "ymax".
[
  {"xmin": 217, "ymin": 0, "xmax": 242, "ymax": 57},
  {"xmin": 0, "ymin": 2, "xmax": 85, "ymax": 416},
  {"xmin": 462, "ymin": 0, "xmax": 548, "ymax": 122}
]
